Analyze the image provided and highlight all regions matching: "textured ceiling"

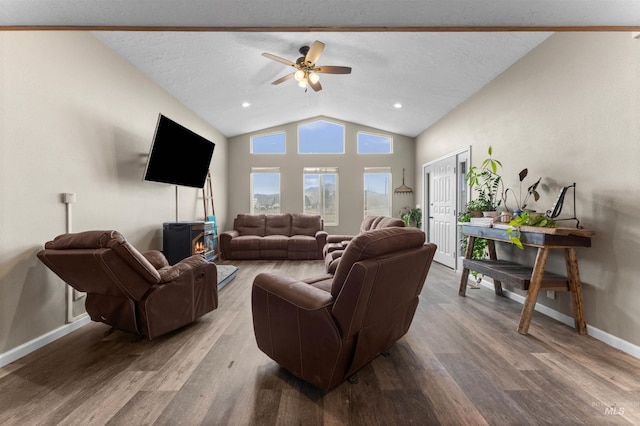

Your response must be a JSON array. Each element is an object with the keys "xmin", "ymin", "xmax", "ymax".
[{"xmin": 2, "ymin": 1, "xmax": 639, "ymax": 137}]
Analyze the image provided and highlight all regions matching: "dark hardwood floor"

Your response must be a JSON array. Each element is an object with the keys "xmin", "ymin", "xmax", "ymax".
[{"xmin": 1, "ymin": 260, "xmax": 639, "ymax": 425}]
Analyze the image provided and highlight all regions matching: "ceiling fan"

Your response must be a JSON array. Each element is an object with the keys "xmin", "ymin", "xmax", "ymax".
[{"xmin": 262, "ymin": 40, "xmax": 352, "ymax": 92}]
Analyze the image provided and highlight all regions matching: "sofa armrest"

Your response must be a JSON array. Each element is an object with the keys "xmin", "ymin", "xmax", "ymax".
[
  {"xmin": 253, "ymin": 273, "xmax": 333, "ymax": 310},
  {"xmin": 220, "ymin": 230, "xmax": 239, "ymax": 239},
  {"xmin": 315, "ymin": 230, "xmax": 328, "ymax": 246}
]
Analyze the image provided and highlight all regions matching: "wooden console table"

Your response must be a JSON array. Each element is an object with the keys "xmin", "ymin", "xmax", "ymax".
[{"xmin": 458, "ymin": 224, "xmax": 594, "ymax": 335}]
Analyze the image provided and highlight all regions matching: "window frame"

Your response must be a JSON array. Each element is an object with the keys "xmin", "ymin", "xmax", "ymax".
[
  {"xmin": 363, "ymin": 166, "xmax": 392, "ymax": 218},
  {"xmin": 357, "ymin": 131, "xmax": 394, "ymax": 154},
  {"xmin": 250, "ymin": 131, "xmax": 286, "ymax": 154},
  {"xmin": 303, "ymin": 167, "xmax": 339, "ymax": 226},
  {"xmin": 250, "ymin": 167, "xmax": 281, "ymax": 214},
  {"xmin": 297, "ymin": 120, "xmax": 346, "ymax": 154}
]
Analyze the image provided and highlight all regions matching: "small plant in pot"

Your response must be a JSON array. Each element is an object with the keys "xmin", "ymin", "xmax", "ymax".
[
  {"xmin": 465, "ymin": 146, "xmax": 504, "ymax": 217},
  {"xmin": 400, "ymin": 207, "xmax": 422, "ymax": 228},
  {"xmin": 503, "ymin": 168, "xmax": 541, "ymax": 216},
  {"xmin": 506, "ymin": 210, "xmax": 557, "ymax": 249}
]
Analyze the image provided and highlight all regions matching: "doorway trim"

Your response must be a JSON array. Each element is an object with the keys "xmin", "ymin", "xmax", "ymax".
[{"xmin": 422, "ymin": 146, "xmax": 471, "ymax": 271}]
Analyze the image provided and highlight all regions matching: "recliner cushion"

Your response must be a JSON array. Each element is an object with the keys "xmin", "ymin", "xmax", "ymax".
[
  {"xmin": 331, "ymin": 227, "xmax": 426, "ymax": 298},
  {"xmin": 45, "ymin": 230, "xmax": 161, "ymax": 284}
]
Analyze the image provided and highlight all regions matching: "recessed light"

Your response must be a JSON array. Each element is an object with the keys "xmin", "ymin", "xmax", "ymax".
[
  {"xmin": 393, "ymin": 103, "xmax": 402, "ymax": 109},
  {"xmin": 242, "ymin": 102, "xmax": 251, "ymax": 108}
]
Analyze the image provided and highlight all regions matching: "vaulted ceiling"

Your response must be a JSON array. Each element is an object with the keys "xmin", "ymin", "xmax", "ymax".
[{"xmin": 3, "ymin": 1, "xmax": 639, "ymax": 137}]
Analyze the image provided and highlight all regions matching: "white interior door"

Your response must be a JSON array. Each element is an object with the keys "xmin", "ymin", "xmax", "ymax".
[{"xmin": 426, "ymin": 156, "xmax": 457, "ymax": 269}]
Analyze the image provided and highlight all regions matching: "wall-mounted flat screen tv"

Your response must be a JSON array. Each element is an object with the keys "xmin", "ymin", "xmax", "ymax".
[{"xmin": 143, "ymin": 114, "xmax": 215, "ymax": 188}]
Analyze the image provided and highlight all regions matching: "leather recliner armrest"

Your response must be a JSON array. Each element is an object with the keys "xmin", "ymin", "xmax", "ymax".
[
  {"xmin": 326, "ymin": 234, "xmax": 354, "ymax": 244},
  {"xmin": 142, "ymin": 250, "xmax": 170, "ymax": 269},
  {"xmin": 253, "ymin": 273, "xmax": 333, "ymax": 310},
  {"xmin": 157, "ymin": 254, "xmax": 210, "ymax": 283}
]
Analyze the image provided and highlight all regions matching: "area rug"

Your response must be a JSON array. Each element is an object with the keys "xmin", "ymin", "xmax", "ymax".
[{"xmin": 216, "ymin": 264, "xmax": 239, "ymax": 290}]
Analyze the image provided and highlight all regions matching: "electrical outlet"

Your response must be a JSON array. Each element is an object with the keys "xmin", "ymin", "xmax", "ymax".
[{"xmin": 546, "ymin": 290, "xmax": 556, "ymax": 299}]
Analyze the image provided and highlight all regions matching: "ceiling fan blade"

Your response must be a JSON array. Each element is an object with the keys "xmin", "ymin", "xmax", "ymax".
[
  {"xmin": 309, "ymin": 79, "xmax": 322, "ymax": 92},
  {"xmin": 314, "ymin": 66, "xmax": 352, "ymax": 74},
  {"xmin": 262, "ymin": 52, "xmax": 296, "ymax": 67},
  {"xmin": 305, "ymin": 40, "xmax": 325, "ymax": 66},
  {"xmin": 271, "ymin": 73, "xmax": 294, "ymax": 85}
]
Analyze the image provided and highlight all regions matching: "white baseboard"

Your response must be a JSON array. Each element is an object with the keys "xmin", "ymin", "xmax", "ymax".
[
  {"xmin": 0, "ymin": 315, "xmax": 91, "ymax": 369},
  {"xmin": 475, "ymin": 278, "xmax": 640, "ymax": 359}
]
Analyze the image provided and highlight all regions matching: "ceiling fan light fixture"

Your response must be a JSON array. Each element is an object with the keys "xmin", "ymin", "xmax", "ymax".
[
  {"xmin": 298, "ymin": 79, "xmax": 308, "ymax": 88},
  {"xmin": 294, "ymin": 69, "xmax": 305, "ymax": 82},
  {"xmin": 308, "ymin": 72, "xmax": 320, "ymax": 84}
]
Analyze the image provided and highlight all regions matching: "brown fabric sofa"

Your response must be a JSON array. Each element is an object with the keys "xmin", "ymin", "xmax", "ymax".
[
  {"xmin": 251, "ymin": 227, "xmax": 437, "ymax": 391},
  {"xmin": 323, "ymin": 215, "xmax": 405, "ymax": 273},
  {"xmin": 37, "ymin": 230, "xmax": 218, "ymax": 339},
  {"xmin": 219, "ymin": 213, "xmax": 327, "ymax": 260}
]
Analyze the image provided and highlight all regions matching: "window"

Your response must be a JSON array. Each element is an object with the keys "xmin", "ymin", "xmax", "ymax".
[
  {"xmin": 303, "ymin": 167, "xmax": 338, "ymax": 226},
  {"xmin": 251, "ymin": 132, "xmax": 286, "ymax": 154},
  {"xmin": 298, "ymin": 120, "xmax": 345, "ymax": 154},
  {"xmin": 364, "ymin": 167, "xmax": 392, "ymax": 217},
  {"xmin": 251, "ymin": 167, "xmax": 280, "ymax": 214},
  {"xmin": 357, "ymin": 132, "xmax": 393, "ymax": 154}
]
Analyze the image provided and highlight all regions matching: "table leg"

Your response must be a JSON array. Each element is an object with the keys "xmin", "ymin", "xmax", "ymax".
[
  {"xmin": 458, "ymin": 235, "xmax": 475, "ymax": 296},
  {"xmin": 487, "ymin": 240, "xmax": 504, "ymax": 296},
  {"xmin": 565, "ymin": 248, "xmax": 588, "ymax": 335},
  {"xmin": 518, "ymin": 247, "xmax": 550, "ymax": 335}
]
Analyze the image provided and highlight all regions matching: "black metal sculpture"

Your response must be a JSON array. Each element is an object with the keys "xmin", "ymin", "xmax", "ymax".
[{"xmin": 546, "ymin": 183, "xmax": 582, "ymax": 228}]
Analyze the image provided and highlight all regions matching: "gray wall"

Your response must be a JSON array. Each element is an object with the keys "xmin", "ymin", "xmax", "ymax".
[
  {"xmin": 416, "ymin": 32, "xmax": 640, "ymax": 346},
  {"xmin": 0, "ymin": 32, "xmax": 229, "ymax": 356},
  {"xmin": 227, "ymin": 117, "xmax": 416, "ymax": 235}
]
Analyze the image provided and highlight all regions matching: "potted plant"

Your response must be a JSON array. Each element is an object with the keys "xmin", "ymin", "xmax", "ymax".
[
  {"xmin": 400, "ymin": 206, "xmax": 422, "ymax": 228},
  {"xmin": 506, "ymin": 211, "xmax": 557, "ymax": 249},
  {"xmin": 458, "ymin": 206, "xmax": 489, "ymax": 286},
  {"xmin": 503, "ymin": 168, "xmax": 541, "ymax": 216},
  {"xmin": 465, "ymin": 146, "xmax": 503, "ymax": 216}
]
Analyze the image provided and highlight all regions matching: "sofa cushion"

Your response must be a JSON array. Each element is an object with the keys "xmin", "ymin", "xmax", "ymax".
[
  {"xmin": 235, "ymin": 214, "xmax": 266, "ymax": 236},
  {"xmin": 260, "ymin": 235, "xmax": 289, "ymax": 259},
  {"xmin": 265, "ymin": 214, "xmax": 292, "ymax": 236},
  {"xmin": 230, "ymin": 235, "xmax": 261, "ymax": 251},
  {"xmin": 260, "ymin": 235, "xmax": 289, "ymax": 251},
  {"xmin": 292, "ymin": 213, "xmax": 322, "ymax": 236},
  {"xmin": 288, "ymin": 235, "xmax": 318, "ymax": 252}
]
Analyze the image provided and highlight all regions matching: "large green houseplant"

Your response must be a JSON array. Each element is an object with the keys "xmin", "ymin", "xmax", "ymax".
[
  {"xmin": 459, "ymin": 146, "xmax": 504, "ymax": 285},
  {"xmin": 465, "ymin": 146, "xmax": 504, "ymax": 214}
]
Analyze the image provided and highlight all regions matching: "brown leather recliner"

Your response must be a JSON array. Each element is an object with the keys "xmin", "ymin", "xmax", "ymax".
[
  {"xmin": 323, "ymin": 215, "xmax": 406, "ymax": 273},
  {"xmin": 37, "ymin": 230, "xmax": 218, "ymax": 339},
  {"xmin": 251, "ymin": 227, "xmax": 437, "ymax": 391}
]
